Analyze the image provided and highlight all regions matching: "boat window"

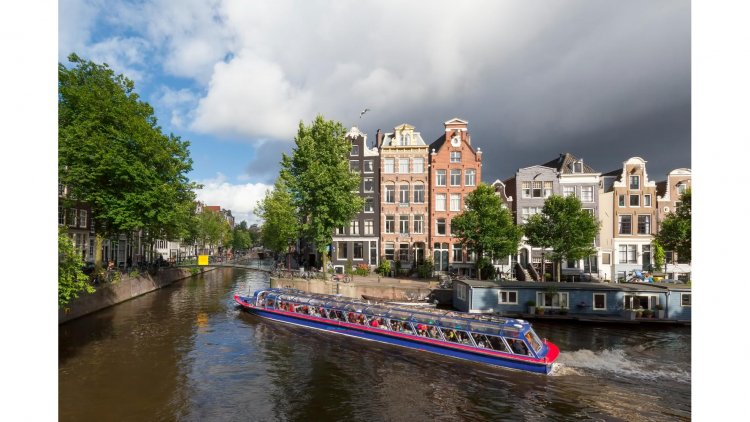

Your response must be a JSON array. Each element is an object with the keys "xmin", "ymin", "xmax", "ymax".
[
  {"xmin": 363, "ymin": 307, "xmax": 390, "ymax": 316},
  {"xmin": 468, "ymin": 322, "xmax": 503, "ymax": 336},
  {"xmin": 367, "ymin": 316, "xmax": 388, "ymax": 329},
  {"xmin": 525, "ymin": 332, "xmax": 543, "ymax": 354},
  {"xmin": 438, "ymin": 318, "xmax": 469, "ymax": 331},
  {"xmin": 413, "ymin": 323, "xmax": 440, "ymax": 338},
  {"xmin": 387, "ymin": 310, "xmax": 413, "ymax": 321},
  {"xmin": 507, "ymin": 338, "xmax": 531, "ymax": 356},
  {"xmin": 502, "ymin": 326, "xmax": 521, "ymax": 337},
  {"xmin": 481, "ymin": 335, "xmax": 509, "ymax": 352},
  {"xmin": 390, "ymin": 320, "xmax": 415, "ymax": 334},
  {"xmin": 442, "ymin": 328, "xmax": 472, "ymax": 345},
  {"xmin": 471, "ymin": 333, "xmax": 498, "ymax": 350}
]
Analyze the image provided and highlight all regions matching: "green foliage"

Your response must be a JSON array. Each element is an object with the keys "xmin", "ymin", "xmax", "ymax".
[
  {"xmin": 524, "ymin": 195, "xmax": 600, "ymax": 281},
  {"xmin": 58, "ymin": 54, "xmax": 198, "ymax": 247},
  {"xmin": 476, "ymin": 258, "xmax": 496, "ymax": 280},
  {"xmin": 416, "ymin": 257, "xmax": 434, "ymax": 279},
  {"xmin": 255, "ymin": 177, "xmax": 298, "ymax": 255},
  {"xmin": 58, "ymin": 227, "xmax": 95, "ymax": 308},
  {"xmin": 197, "ymin": 210, "xmax": 231, "ymax": 253},
  {"xmin": 190, "ymin": 267, "xmax": 200, "ymax": 276},
  {"xmin": 128, "ymin": 269, "xmax": 139, "ymax": 278},
  {"xmin": 355, "ymin": 263, "xmax": 370, "ymax": 276},
  {"xmin": 652, "ymin": 239, "xmax": 666, "ymax": 272},
  {"xmin": 451, "ymin": 183, "xmax": 523, "ymax": 269},
  {"xmin": 377, "ymin": 260, "xmax": 391, "ymax": 276},
  {"xmin": 655, "ymin": 189, "xmax": 691, "ymax": 262},
  {"xmin": 345, "ymin": 259, "xmax": 354, "ymax": 275},
  {"xmin": 280, "ymin": 115, "xmax": 364, "ymax": 269}
]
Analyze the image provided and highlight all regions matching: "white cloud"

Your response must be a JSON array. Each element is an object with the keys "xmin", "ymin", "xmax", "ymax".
[{"xmin": 194, "ymin": 173, "xmax": 272, "ymax": 225}]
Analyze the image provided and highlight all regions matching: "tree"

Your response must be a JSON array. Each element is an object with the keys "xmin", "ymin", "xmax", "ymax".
[
  {"xmin": 255, "ymin": 178, "xmax": 299, "ymax": 260},
  {"xmin": 655, "ymin": 188, "xmax": 691, "ymax": 262},
  {"xmin": 280, "ymin": 115, "xmax": 364, "ymax": 272},
  {"xmin": 450, "ymin": 183, "xmax": 523, "ymax": 280},
  {"xmin": 59, "ymin": 227, "xmax": 95, "ymax": 308},
  {"xmin": 652, "ymin": 239, "xmax": 666, "ymax": 273},
  {"xmin": 231, "ymin": 224, "xmax": 252, "ymax": 251},
  {"xmin": 58, "ymin": 53, "xmax": 198, "ymax": 268},
  {"xmin": 197, "ymin": 210, "xmax": 231, "ymax": 255},
  {"xmin": 524, "ymin": 195, "xmax": 600, "ymax": 282}
]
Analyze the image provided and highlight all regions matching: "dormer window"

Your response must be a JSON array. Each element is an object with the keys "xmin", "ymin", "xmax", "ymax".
[
  {"xmin": 677, "ymin": 182, "xmax": 687, "ymax": 195},
  {"xmin": 351, "ymin": 144, "xmax": 359, "ymax": 156},
  {"xmin": 400, "ymin": 133, "xmax": 411, "ymax": 146},
  {"xmin": 629, "ymin": 175, "xmax": 640, "ymax": 190},
  {"xmin": 571, "ymin": 161, "xmax": 583, "ymax": 173}
]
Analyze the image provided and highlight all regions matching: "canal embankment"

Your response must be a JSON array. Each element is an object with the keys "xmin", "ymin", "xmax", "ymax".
[{"xmin": 59, "ymin": 267, "xmax": 216, "ymax": 324}]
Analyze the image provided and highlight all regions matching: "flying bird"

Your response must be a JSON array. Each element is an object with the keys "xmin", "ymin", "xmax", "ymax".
[{"xmin": 359, "ymin": 108, "xmax": 370, "ymax": 118}]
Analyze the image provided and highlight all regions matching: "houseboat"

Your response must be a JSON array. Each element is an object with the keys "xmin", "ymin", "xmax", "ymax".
[{"xmin": 235, "ymin": 288, "xmax": 560, "ymax": 374}]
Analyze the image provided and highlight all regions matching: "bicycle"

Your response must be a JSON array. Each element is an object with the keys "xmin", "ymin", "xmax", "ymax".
[{"xmin": 331, "ymin": 274, "xmax": 351, "ymax": 283}]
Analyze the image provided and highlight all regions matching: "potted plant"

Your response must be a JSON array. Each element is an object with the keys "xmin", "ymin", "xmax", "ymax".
[
  {"xmin": 535, "ymin": 306, "xmax": 545, "ymax": 315},
  {"xmin": 655, "ymin": 304, "xmax": 666, "ymax": 319},
  {"xmin": 642, "ymin": 309, "xmax": 654, "ymax": 318},
  {"xmin": 526, "ymin": 300, "xmax": 536, "ymax": 315},
  {"xmin": 635, "ymin": 307, "xmax": 644, "ymax": 318}
]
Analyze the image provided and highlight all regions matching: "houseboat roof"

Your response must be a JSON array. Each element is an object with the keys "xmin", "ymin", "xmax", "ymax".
[{"xmin": 458, "ymin": 280, "xmax": 691, "ymax": 292}]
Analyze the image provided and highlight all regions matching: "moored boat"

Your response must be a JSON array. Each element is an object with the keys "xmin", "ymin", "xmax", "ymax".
[{"xmin": 235, "ymin": 288, "xmax": 559, "ymax": 374}]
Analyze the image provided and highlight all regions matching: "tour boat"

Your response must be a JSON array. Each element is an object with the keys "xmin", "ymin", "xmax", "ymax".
[{"xmin": 235, "ymin": 288, "xmax": 559, "ymax": 374}]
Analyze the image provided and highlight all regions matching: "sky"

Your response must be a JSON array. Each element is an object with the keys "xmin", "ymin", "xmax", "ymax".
[{"xmin": 57, "ymin": 0, "xmax": 691, "ymax": 225}]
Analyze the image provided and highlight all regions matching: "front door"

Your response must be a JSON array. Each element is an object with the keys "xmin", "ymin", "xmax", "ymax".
[
  {"xmin": 520, "ymin": 249, "xmax": 529, "ymax": 267},
  {"xmin": 642, "ymin": 245, "xmax": 651, "ymax": 271}
]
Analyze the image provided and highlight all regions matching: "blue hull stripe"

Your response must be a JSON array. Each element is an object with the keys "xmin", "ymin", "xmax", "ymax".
[{"xmin": 243, "ymin": 307, "xmax": 552, "ymax": 374}]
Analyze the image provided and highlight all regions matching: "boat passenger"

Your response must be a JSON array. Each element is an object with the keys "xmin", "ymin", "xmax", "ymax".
[
  {"xmin": 370, "ymin": 318, "xmax": 380, "ymax": 328},
  {"xmin": 358, "ymin": 315, "xmax": 366, "ymax": 325},
  {"xmin": 510, "ymin": 339, "xmax": 529, "ymax": 355},
  {"xmin": 427, "ymin": 326, "xmax": 438, "ymax": 339}
]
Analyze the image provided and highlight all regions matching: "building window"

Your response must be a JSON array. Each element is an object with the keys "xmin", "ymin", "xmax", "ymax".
[
  {"xmin": 681, "ymin": 293, "xmax": 691, "ymax": 307},
  {"xmin": 436, "ymin": 219, "xmax": 446, "ymax": 235},
  {"xmin": 543, "ymin": 181, "xmax": 553, "ymax": 198},
  {"xmin": 464, "ymin": 169, "xmax": 476, "ymax": 186},
  {"xmin": 619, "ymin": 244, "xmax": 637, "ymax": 264},
  {"xmin": 413, "ymin": 215, "xmax": 424, "ymax": 234},
  {"xmin": 399, "ymin": 243, "xmax": 409, "ymax": 261},
  {"xmin": 353, "ymin": 242, "xmax": 363, "ymax": 259},
  {"xmin": 593, "ymin": 293, "xmax": 606, "ymax": 310},
  {"xmin": 385, "ymin": 185, "xmax": 395, "ymax": 203},
  {"xmin": 399, "ymin": 215, "xmax": 409, "ymax": 234},
  {"xmin": 384, "ymin": 158, "xmax": 394, "ymax": 173},
  {"xmin": 413, "ymin": 185, "xmax": 425, "ymax": 203},
  {"xmin": 467, "ymin": 246, "xmax": 476, "ymax": 262},
  {"xmin": 618, "ymin": 215, "xmax": 632, "ymax": 234},
  {"xmin": 630, "ymin": 194, "xmax": 639, "ymax": 207},
  {"xmin": 602, "ymin": 253, "xmax": 611, "ymax": 265},
  {"xmin": 79, "ymin": 210, "xmax": 87, "ymax": 228},
  {"xmin": 450, "ymin": 169, "xmax": 461, "ymax": 186},
  {"xmin": 581, "ymin": 186, "xmax": 593, "ymax": 202},
  {"xmin": 532, "ymin": 181, "xmax": 543, "ymax": 198},
  {"xmin": 59, "ymin": 184, "xmax": 65, "ymax": 196},
  {"xmin": 364, "ymin": 197, "xmax": 374, "ymax": 213},
  {"xmin": 58, "ymin": 206, "xmax": 64, "ymax": 225},
  {"xmin": 450, "ymin": 151, "xmax": 461, "ymax": 163},
  {"xmin": 364, "ymin": 177, "xmax": 374, "ymax": 193},
  {"xmin": 370, "ymin": 241, "xmax": 377, "ymax": 265},
  {"xmin": 450, "ymin": 194, "xmax": 460, "ymax": 212},
  {"xmin": 453, "ymin": 244, "xmax": 463, "ymax": 262},
  {"xmin": 385, "ymin": 216, "xmax": 395, "ymax": 233},
  {"xmin": 522, "ymin": 182, "xmax": 531, "ymax": 198},
  {"xmin": 563, "ymin": 186, "xmax": 575, "ymax": 198},
  {"xmin": 68, "ymin": 209, "xmax": 77, "ymax": 227},
  {"xmin": 365, "ymin": 220, "xmax": 373, "ymax": 235},
  {"xmin": 629, "ymin": 175, "xmax": 640, "ymax": 190},
  {"xmin": 677, "ymin": 182, "xmax": 687, "ymax": 195},
  {"xmin": 498, "ymin": 291, "xmax": 518, "ymax": 305},
  {"xmin": 436, "ymin": 194, "xmax": 446, "ymax": 211},
  {"xmin": 350, "ymin": 220, "xmax": 360, "ymax": 235},
  {"xmin": 350, "ymin": 161, "xmax": 360, "ymax": 173},
  {"xmin": 572, "ymin": 161, "xmax": 583, "ymax": 173},
  {"xmin": 399, "ymin": 158, "xmax": 409, "ymax": 173},
  {"xmin": 537, "ymin": 292, "xmax": 569, "ymax": 308},
  {"xmin": 457, "ymin": 284, "xmax": 467, "ymax": 301},
  {"xmin": 338, "ymin": 242, "xmax": 348, "ymax": 259},
  {"xmin": 336, "ymin": 225, "xmax": 345, "ymax": 235},
  {"xmin": 384, "ymin": 243, "xmax": 395, "ymax": 260},
  {"xmin": 637, "ymin": 215, "xmax": 651, "ymax": 235},
  {"xmin": 364, "ymin": 160, "xmax": 374, "ymax": 173},
  {"xmin": 400, "ymin": 133, "xmax": 410, "ymax": 146},
  {"xmin": 413, "ymin": 158, "xmax": 424, "ymax": 173},
  {"xmin": 522, "ymin": 207, "xmax": 542, "ymax": 223},
  {"xmin": 351, "ymin": 144, "xmax": 359, "ymax": 156},
  {"xmin": 618, "ymin": 195, "xmax": 625, "ymax": 207},
  {"xmin": 436, "ymin": 170, "xmax": 446, "ymax": 186},
  {"xmin": 399, "ymin": 185, "xmax": 409, "ymax": 204}
]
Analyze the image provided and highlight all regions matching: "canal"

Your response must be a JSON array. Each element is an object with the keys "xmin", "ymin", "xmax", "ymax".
[{"xmin": 59, "ymin": 268, "xmax": 691, "ymax": 421}]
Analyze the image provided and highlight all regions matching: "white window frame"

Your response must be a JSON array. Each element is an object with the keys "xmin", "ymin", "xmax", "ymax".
[
  {"xmin": 464, "ymin": 169, "xmax": 476, "ymax": 186},
  {"xmin": 399, "ymin": 185, "xmax": 409, "ymax": 205},
  {"xmin": 436, "ymin": 218, "xmax": 446, "ymax": 236},
  {"xmin": 593, "ymin": 293, "xmax": 607, "ymax": 310},
  {"xmin": 385, "ymin": 216, "xmax": 395, "ymax": 233},
  {"xmin": 629, "ymin": 175, "xmax": 640, "ymax": 190},
  {"xmin": 536, "ymin": 292, "xmax": 569, "ymax": 309},
  {"xmin": 364, "ymin": 160, "xmax": 374, "ymax": 173},
  {"xmin": 351, "ymin": 144, "xmax": 360, "ymax": 156},
  {"xmin": 457, "ymin": 284, "xmax": 467, "ymax": 301},
  {"xmin": 436, "ymin": 170, "xmax": 446, "ymax": 186},
  {"xmin": 399, "ymin": 158, "xmax": 409, "ymax": 174},
  {"xmin": 532, "ymin": 181, "xmax": 543, "ymax": 198},
  {"xmin": 412, "ymin": 158, "xmax": 424, "ymax": 174},
  {"xmin": 349, "ymin": 160, "xmax": 360, "ymax": 173},
  {"xmin": 353, "ymin": 242, "xmax": 364, "ymax": 260},
  {"xmin": 450, "ymin": 169, "xmax": 461, "ymax": 186},
  {"xmin": 436, "ymin": 194, "xmax": 446, "ymax": 211},
  {"xmin": 680, "ymin": 293, "xmax": 691, "ymax": 307},
  {"xmin": 413, "ymin": 184, "xmax": 425, "ymax": 203},
  {"xmin": 452, "ymin": 244, "xmax": 463, "ymax": 262},
  {"xmin": 643, "ymin": 194, "xmax": 651, "ymax": 207},
  {"xmin": 364, "ymin": 220, "xmax": 373, "ymax": 235},
  {"xmin": 618, "ymin": 215, "xmax": 632, "ymax": 235},
  {"xmin": 399, "ymin": 215, "xmax": 409, "ymax": 234},
  {"xmin": 581, "ymin": 186, "xmax": 593, "ymax": 202},
  {"xmin": 450, "ymin": 151, "xmax": 461, "ymax": 163},
  {"xmin": 522, "ymin": 182, "xmax": 531, "ymax": 199},
  {"xmin": 629, "ymin": 194, "xmax": 640, "ymax": 207},
  {"xmin": 563, "ymin": 186, "xmax": 575, "ymax": 198},
  {"xmin": 637, "ymin": 214, "xmax": 651, "ymax": 235},
  {"xmin": 385, "ymin": 185, "xmax": 395, "ymax": 203},
  {"xmin": 384, "ymin": 158, "xmax": 394, "ymax": 173},
  {"xmin": 364, "ymin": 197, "xmax": 374, "ymax": 213},
  {"xmin": 543, "ymin": 181, "xmax": 553, "ymax": 198},
  {"xmin": 363, "ymin": 177, "xmax": 374, "ymax": 193},
  {"xmin": 498, "ymin": 290, "xmax": 518, "ymax": 305},
  {"xmin": 350, "ymin": 220, "xmax": 359, "ymax": 235},
  {"xmin": 450, "ymin": 194, "xmax": 460, "ymax": 212},
  {"xmin": 618, "ymin": 194, "xmax": 625, "ymax": 207},
  {"xmin": 413, "ymin": 215, "xmax": 424, "ymax": 234}
]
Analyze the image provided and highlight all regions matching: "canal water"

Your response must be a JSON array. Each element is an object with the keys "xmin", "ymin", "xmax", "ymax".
[{"xmin": 59, "ymin": 268, "xmax": 691, "ymax": 421}]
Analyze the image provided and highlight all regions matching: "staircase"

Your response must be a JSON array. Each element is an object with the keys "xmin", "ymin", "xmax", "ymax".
[{"xmin": 514, "ymin": 263, "xmax": 535, "ymax": 281}]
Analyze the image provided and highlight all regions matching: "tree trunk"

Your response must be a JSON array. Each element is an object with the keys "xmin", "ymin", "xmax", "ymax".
[
  {"xmin": 94, "ymin": 234, "xmax": 104, "ymax": 271},
  {"xmin": 540, "ymin": 251, "xmax": 546, "ymax": 282}
]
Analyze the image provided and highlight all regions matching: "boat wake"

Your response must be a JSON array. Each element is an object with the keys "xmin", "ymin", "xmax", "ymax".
[{"xmin": 553, "ymin": 349, "xmax": 691, "ymax": 383}]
